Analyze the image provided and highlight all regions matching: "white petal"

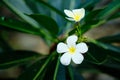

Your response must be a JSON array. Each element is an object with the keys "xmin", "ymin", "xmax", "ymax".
[
  {"xmin": 66, "ymin": 35, "xmax": 78, "ymax": 46},
  {"xmin": 57, "ymin": 42, "xmax": 68, "ymax": 53},
  {"xmin": 72, "ymin": 8, "xmax": 85, "ymax": 20},
  {"xmin": 65, "ymin": 17, "xmax": 74, "ymax": 21},
  {"xmin": 64, "ymin": 9, "xmax": 74, "ymax": 18},
  {"xmin": 72, "ymin": 53, "xmax": 84, "ymax": 64},
  {"xmin": 60, "ymin": 52, "xmax": 71, "ymax": 66},
  {"xmin": 76, "ymin": 42, "xmax": 88, "ymax": 53}
]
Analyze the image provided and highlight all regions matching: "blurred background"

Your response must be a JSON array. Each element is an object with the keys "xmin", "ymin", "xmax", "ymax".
[{"xmin": 0, "ymin": 0, "xmax": 120, "ymax": 80}]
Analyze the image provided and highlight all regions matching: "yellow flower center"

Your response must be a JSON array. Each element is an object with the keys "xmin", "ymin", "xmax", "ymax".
[
  {"xmin": 74, "ymin": 14, "xmax": 81, "ymax": 21},
  {"xmin": 69, "ymin": 46, "xmax": 76, "ymax": 54}
]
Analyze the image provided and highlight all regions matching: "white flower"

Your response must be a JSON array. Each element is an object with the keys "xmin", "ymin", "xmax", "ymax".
[
  {"xmin": 64, "ymin": 8, "xmax": 85, "ymax": 22},
  {"xmin": 57, "ymin": 35, "xmax": 88, "ymax": 66}
]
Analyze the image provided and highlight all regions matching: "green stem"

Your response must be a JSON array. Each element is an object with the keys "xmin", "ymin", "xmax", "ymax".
[
  {"xmin": 76, "ymin": 22, "xmax": 82, "ymax": 40},
  {"xmin": 53, "ymin": 54, "xmax": 61, "ymax": 80},
  {"xmin": 76, "ymin": 26, "xmax": 80, "ymax": 36}
]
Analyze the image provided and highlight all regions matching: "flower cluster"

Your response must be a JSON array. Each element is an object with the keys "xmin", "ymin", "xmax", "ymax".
[{"xmin": 56, "ymin": 8, "xmax": 87, "ymax": 66}]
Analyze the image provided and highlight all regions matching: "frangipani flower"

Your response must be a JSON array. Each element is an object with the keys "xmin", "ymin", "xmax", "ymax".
[
  {"xmin": 57, "ymin": 35, "xmax": 88, "ymax": 66},
  {"xmin": 64, "ymin": 8, "xmax": 85, "ymax": 22}
]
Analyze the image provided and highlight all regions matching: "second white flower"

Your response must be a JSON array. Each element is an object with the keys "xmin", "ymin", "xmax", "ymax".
[{"xmin": 57, "ymin": 35, "xmax": 88, "ymax": 66}]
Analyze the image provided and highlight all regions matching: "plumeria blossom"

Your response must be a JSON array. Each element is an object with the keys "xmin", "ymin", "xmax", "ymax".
[
  {"xmin": 64, "ymin": 8, "xmax": 85, "ymax": 22},
  {"xmin": 57, "ymin": 35, "xmax": 88, "ymax": 66}
]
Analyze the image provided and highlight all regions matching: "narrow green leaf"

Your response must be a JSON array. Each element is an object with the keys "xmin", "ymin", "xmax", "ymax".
[
  {"xmin": 0, "ymin": 17, "xmax": 42, "ymax": 35},
  {"xmin": 67, "ymin": 66, "xmax": 84, "ymax": 80},
  {"xmin": 108, "ymin": 12, "xmax": 120, "ymax": 20},
  {"xmin": 77, "ymin": 60, "xmax": 96, "ymax": 72},
  {"xmin": 103, "ymin": 58, "xmax": 120, "ymax": 70},
  {"xmin": 80, "ymin": 0, "xmax": 120, "ymax": 34},
  {"xmin": 29, "ymin": 14, "xmax": 59, "ymax": 36},
  {"xmin": 67, "ymin": 66, "xmax": 74, "ymax": 80},
  {"xmin": 18, "ymin": 57, "xmax": 49, "ymax": 80},
  {"xmin": 97, "ymin": 0, "xmax": 120, "ymax": 19},
  {"xmin": 0, "ymin": 50, "xmax": 39, "ymax": 69},
  {"xmin": 2, "ymin": 0, "xmax": 53, "ymax": 41},
  {"xmin": 84, "ymin": 9, "xmax": 103, "ymax": 22},
  {"xmin": 85, "ymin": 43, "xmax": 108, "ymax": 64},
  {"xmin": 53, "ymin": 54, "xmax": 61, "ymax": 80},
  {"xmin": 42, "ymin": 54, "xmax": 58, "ymax": 80},
  {"xmin": 91, "ymin": 40, "xmax": 120, "ymax": 53},
  {"xmin": 98, "ymin": 34, "xmax": 120, "ymax": 43},
  {"xmin": 81, "ymin": 19, "xmax": 106, "ymax": 34},
  {"xmin": 18, "ymin": 52, "xmax": 55, "ymax": 80},
  {"xmin": 91, "ymin": 40, "xmax": 120, "ymax": 62},
  {"xmin": 73, "ymin": 70, "xmax": 84, "ymax": 80},
  {"xmin": 2, "ymin": 0, "xmax": 39, "ymax": 28},
  {"xmin": 94, "ymin": 63, "xmax": 120, "ymax": 79},
  {"xmin": 56, "ymin": 63, "xmax": 66, "ymax": 80},
  {"xmin": 80, "ymin": 0, "xmax": 100, "ymax": 11},
  {"xmin": 2, "ymin": 0, "xmax": 33, "ymax": 14},
  {"xmin": 35, "ymin": 0, "xmax": 65, "ymax": 18},
  {"xmin": 24, "ymin": 0, "xmax": 40, "ymax": 13}
]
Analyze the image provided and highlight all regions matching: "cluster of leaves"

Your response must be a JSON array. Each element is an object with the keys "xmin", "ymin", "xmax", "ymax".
[{"xmin": 0, "ymin": 0, "xmax": 120, "ymax": 80}]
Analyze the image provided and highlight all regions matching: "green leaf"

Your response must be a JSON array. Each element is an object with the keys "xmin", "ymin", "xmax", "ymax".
[
  {"xmin": 3, "ymin": 0, "xmax": 33, "ymax": 14},
  {"xmin": 94, "ymin": 62, "xmax": 120, "ymax": 79},
  {"xmin": 0, "ymin": 50, "xmax": 39, "ymax": 69},
  {"xmin": 108, "ymin": 12, "xmax": 120, "ymax": 20},
  {"xmin": 29, "ymin": 14, "xmax": 59, "ymax": 36},
  {"xmin": 66, "ymin": 66, "xmax": 84, "ymax": 80},
  {"xmin": 97, "ymin": 0, "xmax": 120, "ymax": 19},
  {"xmin": 0, "ymin": 17, "xmax": 41, "ymax": 35},
  {"xmin": 80, "ymin": 0, "xmax": 120, "ymax": 34},
  {"xmin": 72, "ymin": 19, "xmax": 105, "ymax": 35},
  {"xmin": 78, "ymin": 0, "xmax": 100, "ymax": 11},
  {"xmin": 81, "ymin": 20, "xmax": 98, "ymax": 34},
  {"xmin": 89, "ymin": 58, "xmax": 120, "ymax": 78},
  {"xmin": 35, "ymin": 0, "xmax": 65, "ymax": 18},
  {"xmin": 77, "ymin": 60, "xmax": 96, "ymax": 72},
  {"xmin": 24, "ymin": 0, "xmax": 40, "ymax": 13},
  {"xmin": 73, "ymin": 70, "xmax": 84, "ymax": 80},
  {"xmin": 2, "ymin": 0, "xmax": 53, "ymax": 41},
  {"xmin": 106, "ymin": 45, "xmax": 120, "ymax": 62},
  {"xmin": 42, "ymin": 54, "xmax": 58, "ymax": 80},
  {"xmin": 84, "ymin": 43, "xmax": 108, "ymax": 64},
  {"xmin": 81, "ymin": 19, "xmax": 106, "ymax": 34},
  {"xmin": 91, "ymin": 40, "xmax": 120, "ymax": 62},
  {"xmin": 103, "ymin": 58, "xmax": 120, "ymax": 70},
  {"xmin": 18, "ymin": 52, "xmax": 55, "ymax": 80},
  {"xmin": 79, "ymin": 57, "xmax": 120, "ymax": 79},
  {"xmin": 53, "ymin": 54, "xmax": 61, "ymax": 80},
  {"xmin": 67, "ymin": 66, "xmax": 74, "ymax": 80},
  {"xmin": 56, "ymin": 63, "xmax": 66, "ymax": 80},
  {"xmin": 18, "ymin": 57, "xmax": 49, "ymax": 80},
  {"xmin": 84, "ymin": 9, "xmax": 103, "ymax": 23},
  {"xmin": 2, "ymin": 0, "xmax": 39, "ymax": 28},
  {"xmin": 98, "ymin": 34, "xmax": 120, "ymax": 43},
  {"xmin": 91, "ymin": 41, "xmax": 120, "ymax": 53}
]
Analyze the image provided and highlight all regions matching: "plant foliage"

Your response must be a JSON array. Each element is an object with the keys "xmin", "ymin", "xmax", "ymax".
[{"xmin": 0, "ymin": 0, "xmax": 120, "ymax": 80}]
